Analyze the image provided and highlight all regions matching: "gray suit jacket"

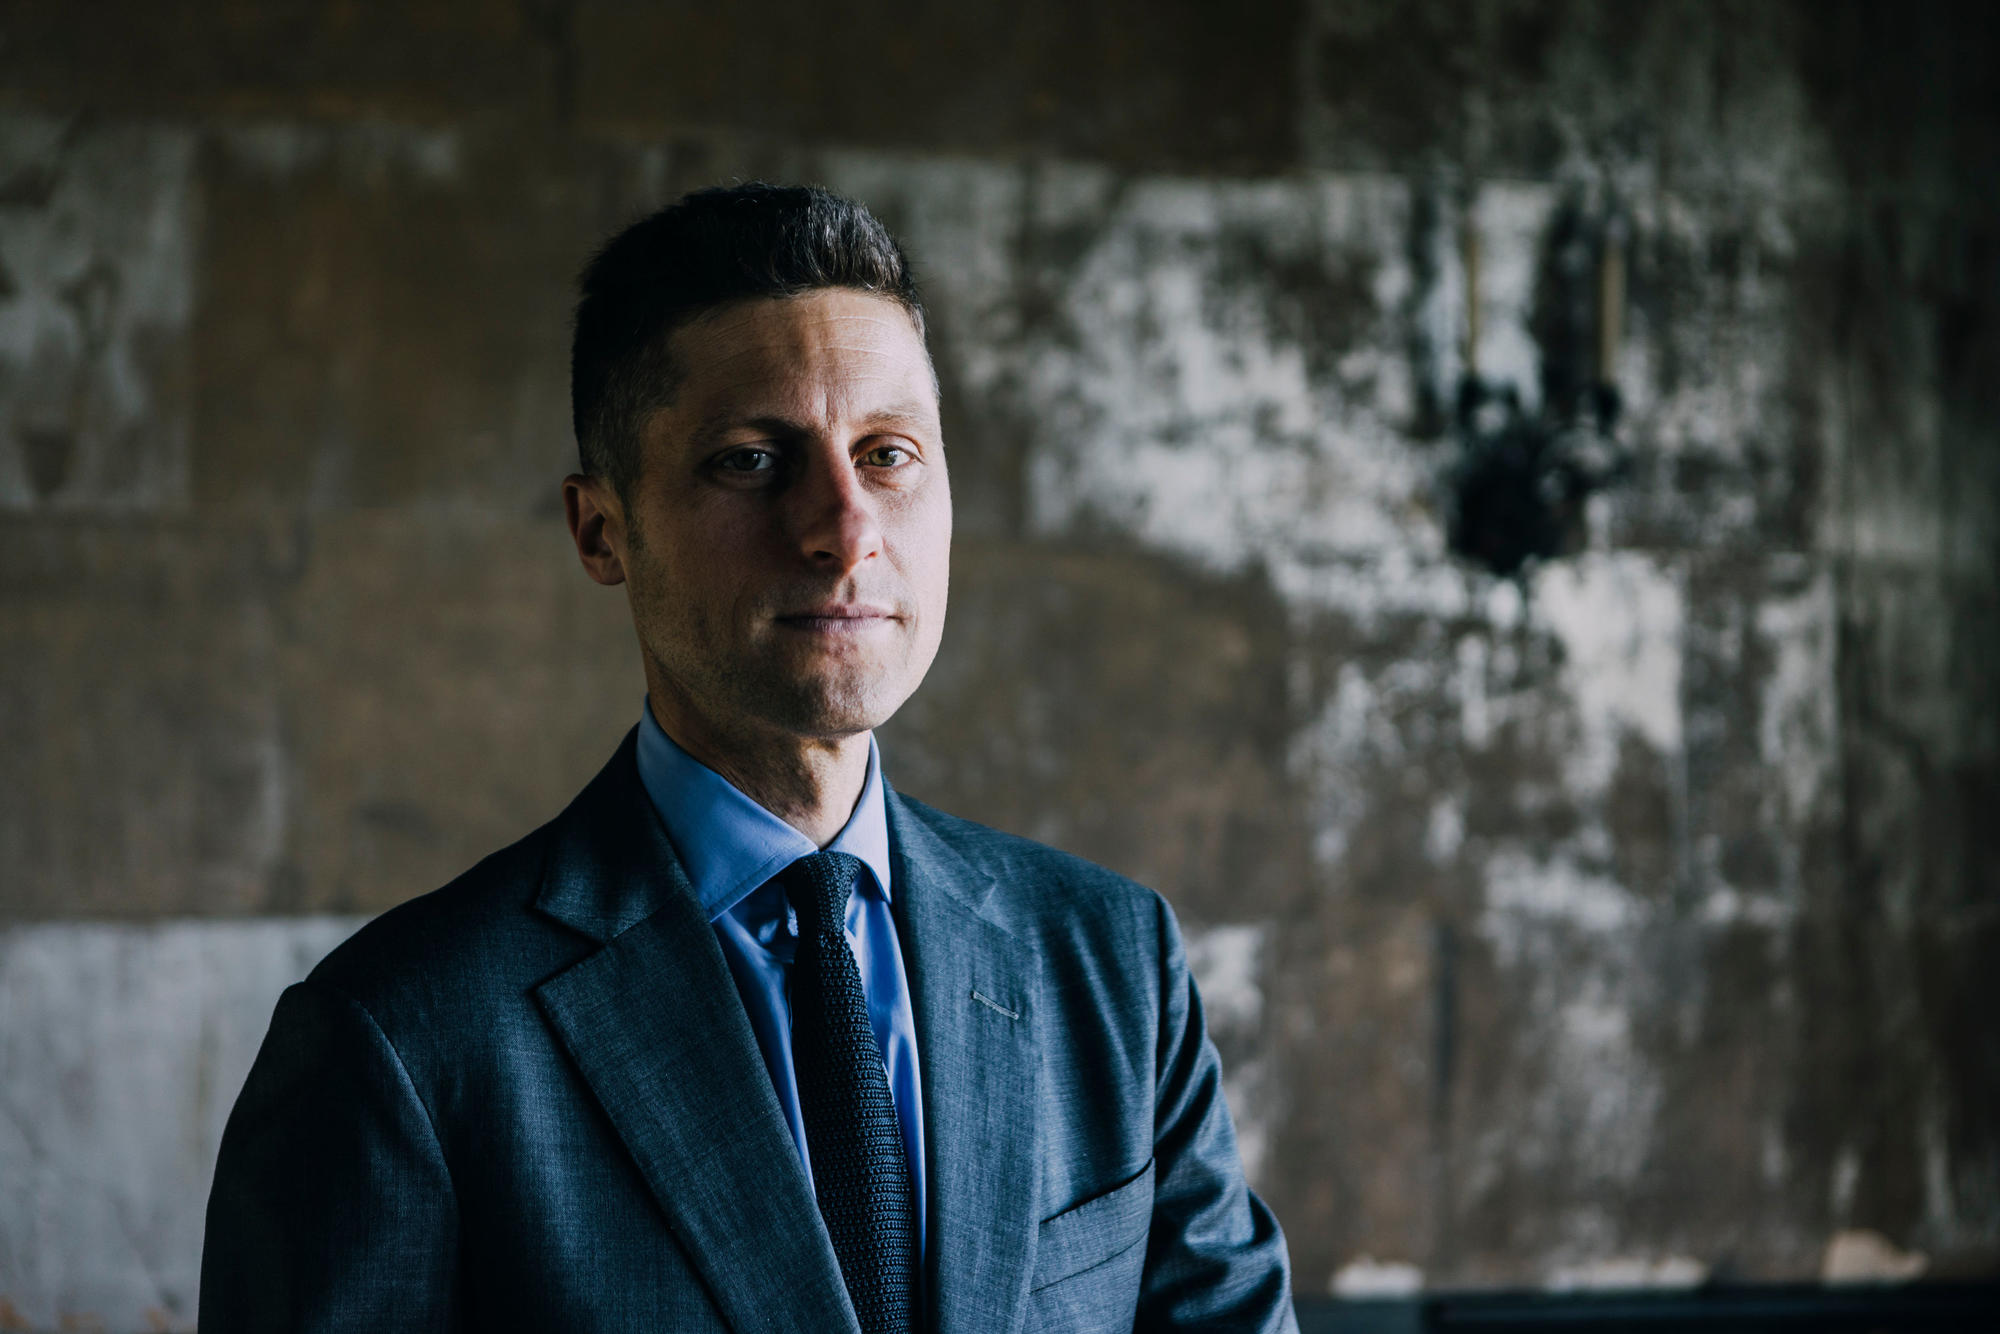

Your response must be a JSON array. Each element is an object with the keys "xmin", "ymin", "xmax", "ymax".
[{"xmin": 200, "ymin": 731, "xmax": 1296, "ymax": 1332}]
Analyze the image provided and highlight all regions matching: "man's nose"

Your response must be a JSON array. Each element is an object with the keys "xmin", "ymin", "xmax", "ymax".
[{"xmin": 789, "ymin": 446, "xmax": 883, "ymax": 573}]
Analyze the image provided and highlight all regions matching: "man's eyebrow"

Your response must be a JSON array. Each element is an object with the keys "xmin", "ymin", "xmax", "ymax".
[
  {"xmin": 858, "ymin": 400, "xmax": 940, "ymax": 430},
  {"xmin": 686, "ymin": 402, "xmax": 938, "ymax": 447},
  {"xmin": 686, "ymin": 413, "xmax": 809, "ymax": 448}
]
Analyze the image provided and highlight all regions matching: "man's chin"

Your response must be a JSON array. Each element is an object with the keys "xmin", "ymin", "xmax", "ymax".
[{"xmin": 749, "ymin": 673, "xmax": 909, "ymax": 742}]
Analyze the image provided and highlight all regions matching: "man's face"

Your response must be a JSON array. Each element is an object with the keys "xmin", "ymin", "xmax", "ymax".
[{"xmin": 616, "ymin": 288, "xmax": 950, "ymax": 750}]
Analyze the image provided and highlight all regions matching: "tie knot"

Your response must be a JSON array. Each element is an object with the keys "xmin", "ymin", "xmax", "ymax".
[{"xmin": 777, "ymin": 850, "xmax": 864, "ymax": 937}]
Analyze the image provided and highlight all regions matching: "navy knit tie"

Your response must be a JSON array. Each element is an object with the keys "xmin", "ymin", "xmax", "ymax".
[{"xmin": 779, "ymin": 851, "xmax": 915, "ymax": 1334}]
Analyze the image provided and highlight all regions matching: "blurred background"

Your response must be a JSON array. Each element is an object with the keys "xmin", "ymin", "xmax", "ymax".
[{"xmin": 2, "ymin": 1, "xmax": 1996, "ymax": 1328}]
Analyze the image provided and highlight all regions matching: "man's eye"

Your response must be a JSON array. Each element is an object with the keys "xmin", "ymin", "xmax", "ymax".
[
  {"xmin": 861, "ymin": 444, "xmax": 912, "ymax": 467},
  {"xmin": 715, "ymin": 449, "xmax": 777, "ymax": 474}
]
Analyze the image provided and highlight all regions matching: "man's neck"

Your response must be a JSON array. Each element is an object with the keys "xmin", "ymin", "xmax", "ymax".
[{"xmin": 644, "ymin": 695, "xmax": 872, "ymax": 848}]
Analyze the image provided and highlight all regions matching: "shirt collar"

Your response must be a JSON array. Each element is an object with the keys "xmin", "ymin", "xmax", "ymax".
[{"xmin": 633, "ymin": 699, "xmax": 894, "ymax": 923}]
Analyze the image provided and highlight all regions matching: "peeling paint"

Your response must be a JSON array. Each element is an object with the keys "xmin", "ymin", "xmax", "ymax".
[
  {"xmin": 1754, "ymin": 570, "xmax": 1838, "ymax": 834},
  {"xmin": 1534, "ymin": 554, "xmax": 1684, "ymax": 795},
  {"xmin": 1422, "ymin": 798, "xmax": 1464, "ymax": 865},
  {"xmin": 1185, "ymin": 922, "xmax": 1275, "ymax": 1186},
  {"xmin": 1186, "ymin": 922, "xmax": 1270, "ymax": 1034},
  {"xmin": 1821, "ymin": 1230, "xmax": 1928, "ymax": 1283},
  {"xmin": 1541, "ymin": 995, "xmax": 1661, "ymax": 1188},
  {"xmin": 1018, "ymin": 176, "xmax": 1435, "ymax": 576},
  {"xmin": 1480, "ymin": 851, "xmax": 1642, "ymax": 959},
  {"xmin": 1545, "ymin": 1254, "xmax": 1708, "ymax": 1291},
  {"xmin": 1466, "ymin": 184, "xmax": 1552, "ymax": 410},
  {"xmin": 1329, "ymin": 1256, "xmax": 1423, "ymax": 1297},
  {"xmin": 0, "ymin": 116, "xmax": 195, "ymax": 509}
]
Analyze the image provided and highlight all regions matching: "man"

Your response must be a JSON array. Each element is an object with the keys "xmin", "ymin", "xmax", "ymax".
[{"xmin": 200, "ymin": 183, "xmax": 1296, "ymax": 1333}]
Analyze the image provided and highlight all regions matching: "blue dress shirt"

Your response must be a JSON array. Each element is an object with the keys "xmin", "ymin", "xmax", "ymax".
[{"xmin": 633, "ymin": 701, "xmax": 928, "ymax": 1260}]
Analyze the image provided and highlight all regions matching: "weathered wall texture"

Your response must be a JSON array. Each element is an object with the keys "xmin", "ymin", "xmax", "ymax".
[{"xmin": 2, "ymin": 1, "xmax": 1995, "ymax": 1326}]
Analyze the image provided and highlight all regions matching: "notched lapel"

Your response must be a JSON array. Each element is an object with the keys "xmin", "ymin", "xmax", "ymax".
[
  {"xmin": 889, "ymin": 792, "xmax": 1040, "ymax": 1334},
  {"xmin": 534, "ymin": 729, "xmax": 677, "ymax": 941},
  {"xmin": 532, "ymin": 737, "xmax": 858, "ymax": 1334}
]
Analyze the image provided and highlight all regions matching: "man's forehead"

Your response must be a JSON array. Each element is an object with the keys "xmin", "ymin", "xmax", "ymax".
[
  {"xmin": 676, "ymin": 292, "xmax": 926, "ymax": 372},
  {"xmin": 662, "ymin": 291, "xmax": 939, "ymax": 431},
  {"xmin": 693, "ymin": 288, "xmax": 917, "ymax": 336}
]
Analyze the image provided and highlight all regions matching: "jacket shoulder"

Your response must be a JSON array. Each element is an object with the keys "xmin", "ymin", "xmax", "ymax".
[
  {"xmin": 890, "ymin": 789, "xmax": 1171, "ymax": 942},
  {"xmin": 303, "ymin": 818, "xmax": 567, "ymax": 1018}
]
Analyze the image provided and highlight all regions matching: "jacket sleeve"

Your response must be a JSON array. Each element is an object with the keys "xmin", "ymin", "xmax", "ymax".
[
  {"xmin": 1137, "ymin": 896, "xmax": 1298, "ymax": 1333},
  {"xmin": 199, "ymin": 978, "xmax": 459, "ymax": 1333}
]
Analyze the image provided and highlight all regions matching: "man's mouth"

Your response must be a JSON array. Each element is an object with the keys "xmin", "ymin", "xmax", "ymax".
[{"xmin": 773, "ymin": 604, "xmax": 899, "ymax": 633}]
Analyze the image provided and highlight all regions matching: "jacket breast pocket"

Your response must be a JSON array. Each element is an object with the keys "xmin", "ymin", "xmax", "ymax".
[{"xmin": 1028, "ymin": 1156, "xmax": 1155, "ymax": 1327}]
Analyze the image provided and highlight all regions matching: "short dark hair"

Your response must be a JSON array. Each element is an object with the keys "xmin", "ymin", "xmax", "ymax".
[{"xmin": 570, "ymin": 182, "xmax": 927, "ymax": 499}]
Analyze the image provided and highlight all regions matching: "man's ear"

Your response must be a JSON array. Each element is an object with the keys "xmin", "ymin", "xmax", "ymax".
[{"xmin": 563, "ymin": 474, "xmax": 629, "ymax": 586}]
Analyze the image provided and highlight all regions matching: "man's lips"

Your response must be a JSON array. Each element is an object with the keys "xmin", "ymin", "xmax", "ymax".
[{"xmin": 772, "ymin": 604, "xmax": 899, "ymax": 632}]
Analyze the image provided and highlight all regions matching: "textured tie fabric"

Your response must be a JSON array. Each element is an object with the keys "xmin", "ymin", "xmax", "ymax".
[{"xmin": 779, "ymin": 851, "xmax": 916, "ymax": 1334}]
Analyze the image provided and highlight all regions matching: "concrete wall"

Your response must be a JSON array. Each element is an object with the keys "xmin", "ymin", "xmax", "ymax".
[{"xmin": 2, "ymin": 1, "xmax": 1996, "ymax": 1326}]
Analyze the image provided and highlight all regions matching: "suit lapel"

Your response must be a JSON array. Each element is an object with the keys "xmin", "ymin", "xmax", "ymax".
[
  {"xmin": 888, "ymin": 790, "xmax": 1039, "ymax": 1334},
  {"xmin": 532, "ymin": 732, "xmax": 858, "ymax": 1334}
]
